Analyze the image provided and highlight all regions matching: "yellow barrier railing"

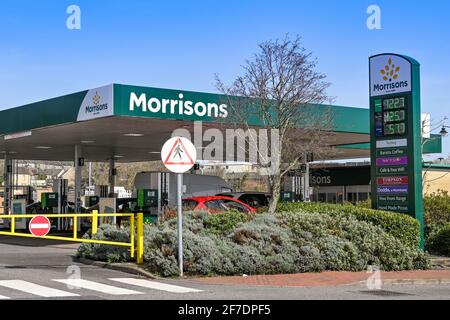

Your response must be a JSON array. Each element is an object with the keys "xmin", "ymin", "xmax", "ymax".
[{"xmin": 0, "ymin": 210, "xmax": 144, "ymax": 264}]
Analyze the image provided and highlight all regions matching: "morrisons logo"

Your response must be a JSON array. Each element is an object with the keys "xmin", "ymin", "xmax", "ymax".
[
  {"xmin": 85, "ymin": 91, "xmax": 108, "ymax": 114},
  {"xmin": 129, "ymin": 92, "xmax": 228, "ymax": 118},
  {"xmin": 373, "ymin": 56, "xmax": 409, "ymax": 93},
  {"xmin": 373, "ymin": 80, "xmax": 409, "ymax": 93}
]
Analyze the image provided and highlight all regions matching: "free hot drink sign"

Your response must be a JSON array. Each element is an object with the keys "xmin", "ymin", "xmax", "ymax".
[{"xmin": 369, "ymin": 53, "xmax": 424, "ymax": 248}]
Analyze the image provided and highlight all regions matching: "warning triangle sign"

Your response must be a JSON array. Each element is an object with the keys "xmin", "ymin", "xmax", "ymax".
[{"xmin": 163, "ymin": 137, "xmax": 195, "ymax": 165}]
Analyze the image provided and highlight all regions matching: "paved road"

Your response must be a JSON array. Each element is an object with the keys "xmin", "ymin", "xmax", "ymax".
[{"xmin": 0, "ymin": 237, "xmax": 449, "ymax": 300}]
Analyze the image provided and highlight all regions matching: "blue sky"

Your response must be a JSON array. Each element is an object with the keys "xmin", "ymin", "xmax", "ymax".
[{"xmin": 0, "ymin": 0, "xmax": 449, "ymax": 157}]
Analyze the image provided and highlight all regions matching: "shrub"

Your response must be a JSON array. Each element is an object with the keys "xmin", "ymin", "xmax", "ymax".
[
  {"xmin": 204, "ymin": 211, "xmax": 249, "ymax": 235},
  {"xmin": 278, "ymin": 212, "xmax": 428, "ymax": 271},
  {"xmin": 227, "ymin": 214, "xmax": 302, "ymax": 274},
  {"xmin": 427, "ymin": 224, "xmax": 450, "ymax": 257},
  {"xmin": 424, "ymin": 190, "xmax": 450, "ymax": 239},
  {"xmin": 424, "ymin": 190, "xmax": 450, "ymax": 224},
  {"xmin": 355, "ymin": 199, "xmax": 371, "ymax": 209},
  {"xmin": 356, "ymin": 190, "xmax": 450, "ymax": 251},
  {"xmin": 77, "ymin": 224, "xmax": 130, "ymax": 263},
  {"xmin": 277, "ymin": 202, "xmax": 420, "ymax": 249},
  {"xmin": 78, "ymin": 210, "xmax": 430, "ymax": 277}
]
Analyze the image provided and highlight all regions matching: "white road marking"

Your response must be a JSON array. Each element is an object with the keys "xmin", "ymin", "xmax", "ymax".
[
  {"xmin": 109, "ymin": 278, "xmax": 203, "ymax": 293},
  {"xmin": 0, "ymin": 280, "xmax": 79, "ymax": 298},
  {"xmin": 53, "ymin": 279, "xmax": 143, "ymax": 295}
]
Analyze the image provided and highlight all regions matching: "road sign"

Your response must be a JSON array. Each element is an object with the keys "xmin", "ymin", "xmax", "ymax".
[
  {"xmin": 29, "ymin": 216, "xmax": 51, "ymax": 237},
  {"xmin": 161, "ymin": 137, "xmax": 197, "ymax": 174},
  {"xmin": 160, "ymin": 136, "xmax": 197, "ymax": 277}
]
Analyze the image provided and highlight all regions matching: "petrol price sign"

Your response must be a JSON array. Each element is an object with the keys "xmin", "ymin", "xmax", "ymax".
[{"xmin": 369, "ymin": 53, "xmax": 424, "ymax": 248}]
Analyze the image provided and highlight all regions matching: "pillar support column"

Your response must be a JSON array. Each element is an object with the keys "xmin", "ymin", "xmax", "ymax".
[
  {"xmin": 75, "ymin": 144, "xmax": 83, "ymax": 213},
  {"xmin": 3, "ymin": 154, "xmax": 11, "ymax": 214},
  {"xmin": 108, "ymin": 158, "xmax": 116, "ymax": 198}
]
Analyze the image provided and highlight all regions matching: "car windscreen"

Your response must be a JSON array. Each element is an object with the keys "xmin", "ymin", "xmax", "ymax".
[{"xmin": 220, "ymin": 199, "xmax": 249, "ymax": 213}]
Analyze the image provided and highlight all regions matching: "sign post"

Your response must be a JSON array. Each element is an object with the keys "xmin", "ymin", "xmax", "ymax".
[
  {"xmin": 161, "ymin": 136, "xmax": 197, "ymax": 277},
  {"xmin": 369, "ymin": 54, "xmax": 424, "ymax": 249}
]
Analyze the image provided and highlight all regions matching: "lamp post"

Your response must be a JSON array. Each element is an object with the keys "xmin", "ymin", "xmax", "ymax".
[{"xmin": 439, "ymin": 125, "xmax": 449, "ymax": 137}]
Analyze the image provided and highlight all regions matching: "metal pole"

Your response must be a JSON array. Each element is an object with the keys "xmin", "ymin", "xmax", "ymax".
[
  {"xmin": 12, "ymin": 159, "xmax": 16, "ymax": 201},
  {"xmin": 108, "ymin": 158, "xmax": 115, "ymax": 197},
  {"xmin": 108, "ymin": 158, "xmax": 116, "ymax": 225},
  {"xmin": 305, "ymin": 159, "xmax": 311, "ymax": 203},
  {"xmin": 3, "ymin": 154, "xmax": 10, "ymax": 215},
  {"xmin": 157, "ymin": 172, "xmax": 162, "ymax": 217},
  {"xmin": 177, "ymin": 173, "xmax": 183, "ymax": 277},
  {"xmin": 57, "ymin": 180, "xmax": 61, "ymax": 231},
  {"xmin": 88, "ymin": 162, "xmax": 92, "ymax": 189},
  {"xmin": 74, "ymin": 145, "xmax": 82, "ymax": 213}
]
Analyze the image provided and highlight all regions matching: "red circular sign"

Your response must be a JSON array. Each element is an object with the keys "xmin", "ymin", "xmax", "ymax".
[{"xmin": 29, "ymin": 216, "xmax": 51, "ymax": 237}]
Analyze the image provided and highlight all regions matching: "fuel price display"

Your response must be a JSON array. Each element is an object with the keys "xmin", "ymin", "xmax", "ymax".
[{"xmin": 381, "ymin": 96, "xmax": 408, "ymax": 137}]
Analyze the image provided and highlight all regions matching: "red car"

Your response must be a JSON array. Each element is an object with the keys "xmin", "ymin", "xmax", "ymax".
[{"xmin": 182, "ymin": 196, "xmax": 256, "ymax": 214}]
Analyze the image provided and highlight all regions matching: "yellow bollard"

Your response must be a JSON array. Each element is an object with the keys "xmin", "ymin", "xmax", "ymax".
[
  {"xmin": 73, "ymin": 216, "xmax": 78, "ymax": 240},
  {"xmin": 130, "ymin": 213, "xmax": 135, "ymax": 259},
  {"xmin": 92, "ymin": 210, "xmax": 98, "ymax": 235},
  {"xmin": 136, "ymin": 213, "xmax": 144, "ymax": 264},
  {"xmin": 11, "ymin": 217, "xmax": 15, "ymax": 234}
]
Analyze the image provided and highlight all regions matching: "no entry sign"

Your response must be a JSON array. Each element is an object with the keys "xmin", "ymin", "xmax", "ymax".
[{"xmin": 29, "ymin": 216, "xmax": 51, "ymax": 237}]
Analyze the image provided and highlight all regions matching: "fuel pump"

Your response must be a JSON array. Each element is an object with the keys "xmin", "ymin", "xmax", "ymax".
[
  {"xmin": 136, "ymin": 189, "xmax": 159, "ymax": 224},
  {"xmin": 40, "ymin": 192, "xmax": 59, "ymax": 231},
  {"xmin": 38, "ymin": 179, "xmax": 69, "ymax": 231},
  {"xmin": 41, "ymin": 192, "xmax": 59, "ymax": 211},
  {"xmin": 85, "ymin": 195, "xmax": 100, "ymax": 208}
]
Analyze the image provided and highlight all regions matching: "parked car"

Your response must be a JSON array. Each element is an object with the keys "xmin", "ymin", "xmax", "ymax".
[
  {"xmin": 216, "ymin": 192, "xmax": 270, "ymax": 209},
  {"xmin": 181, "ymin": 196, "xmax": 256, "ymax": 214}
]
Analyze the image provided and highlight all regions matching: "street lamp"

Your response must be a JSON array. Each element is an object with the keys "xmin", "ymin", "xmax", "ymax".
[{"xmin": 439, "ymin": 125, "xmax": 449, "ymax": 137}]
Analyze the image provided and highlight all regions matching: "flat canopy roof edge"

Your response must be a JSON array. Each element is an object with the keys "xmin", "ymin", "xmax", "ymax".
[
  {"xmin": 0, "ymin": 83, "xmax": 442, "ymax": 162},
  {"xmin": 0, "ymin": 83, "xmax": 370, "ymax": 136}
]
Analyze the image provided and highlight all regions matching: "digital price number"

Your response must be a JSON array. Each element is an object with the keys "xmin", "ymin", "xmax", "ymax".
[
  {"xmin": 380, "ymin": 96, "xmax": 408, "ymax": 137},
  {"xmin": 384, "ymin": 109, "xmax": 406, "ymax": 123},
  {"xmin": 383, "ymin": 97, "xmax": 406, "ymax": 110},
  {"xmin": 384, "ymin": 122, "xmax": 406, "ymax": 136}
]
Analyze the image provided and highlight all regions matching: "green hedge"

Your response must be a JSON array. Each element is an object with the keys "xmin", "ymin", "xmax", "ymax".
[
  {"xmin": 427, "ymin": 224, "xmax": 450, "ymax": 256},
  {"xmin": 277, "ymin": 202, "xmax": 420, "ymax": 249},
  {"xmin": 424, "ymin": 190, "xmax": 450, "ymax": 231}
]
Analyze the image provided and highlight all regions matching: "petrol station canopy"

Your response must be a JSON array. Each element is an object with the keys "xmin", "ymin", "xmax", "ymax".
[{"xmin": 0, "ymin": 84, "xmax": 442, "ymax": 162}]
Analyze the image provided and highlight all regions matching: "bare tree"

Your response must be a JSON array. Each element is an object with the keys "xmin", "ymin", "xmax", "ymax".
[{"xmin": 216, "ymin": 35, "xmax": 335, "ymax": 213}]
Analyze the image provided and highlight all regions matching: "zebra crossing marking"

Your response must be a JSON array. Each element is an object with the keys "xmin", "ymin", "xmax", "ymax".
[
  {"xmin": 0, "ymin": 280, "xmax": 79, "ymax": 298},
  {"xmin": 109, "ymin": 278, "xmax": 203, "ymax": 293},
  {"xmin": 53, "ymin": 279, "xmax": 143, "ymax": 295}
]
